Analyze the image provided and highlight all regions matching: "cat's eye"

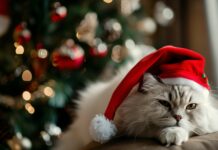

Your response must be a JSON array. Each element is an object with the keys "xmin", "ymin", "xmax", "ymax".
[
  {"xmin": 186, "ymin": 103, "xmax": 197, "ymax": 110},
  {"xmin": 158, "ymin": 100, "xmax": 171, "ymax": 109}
]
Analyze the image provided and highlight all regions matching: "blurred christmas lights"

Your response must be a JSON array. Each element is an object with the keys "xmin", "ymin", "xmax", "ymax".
[
  {"xmin": 125, "ymin": 39, "xmax": 136, "ymax": 49},
  {"xmin": 21, "ymin": 137, "xmax": 32, "ymax": 149},
  {"xmin": 25, "ymin": 103, "xmax": 35, "ymax": 114},
  {"xmin": 103, "ymin": 0, "xmax": 113, "ymax": 4},
  {"xmin": 136, "ymin": 17, "xmax": 157, "ymax": 35},
  {"xmin": 22, "ymin": 91, "xmax": 31, "ymax": 101},
  {"xmin": 120, "ymin": 0, "xmax": 140, "ymax": 16},
  {"xmin": 40, "ymin": 131, "xmax": 52, "ymax": 146},
  {"xmin": 104, "ymin": 19, "xmax": 122, "ymax": 41},
  {"xmin": 154, "ymin": 1, "xmax": 174, "ymax": 26},
  {"xmin": 43, "ymin": 86, "xmax": 55, "ymax": 97},
  {"xmin": 45, "ymin": 123, "xmax": 62, "ymax": 136},
  {"xmin": 89, "ymin": 38, "xmax": 108, "ymax": 57},
  {"xmin": 37, "ymin": 48, "xmax": 48, "ymax": 59},
  {"xmin": 22, "ymin": 70, "xmax": 32, "ymax": 81},
  {"xmin": 15, "ymin": 45, "xmax": 24, "ymax": 55},
  {"xmin": 112, "ymin": 45, "xmax": 122, "ymax": 63}
]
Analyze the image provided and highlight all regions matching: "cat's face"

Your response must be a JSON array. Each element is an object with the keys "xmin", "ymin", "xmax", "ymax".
[{"xmin": 115, "ymin": 73, "xmax": 209, "ymax": 137}]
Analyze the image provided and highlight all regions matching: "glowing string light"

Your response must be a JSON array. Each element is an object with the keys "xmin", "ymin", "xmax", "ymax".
[
  {"xmin": 22, "ymin": 70, "xmax": 32, "ymax": 81},
  {"xmin": 43, "ymin": 86, "xmax": 55, "ymax": 97},
  {"xmin": 22, "ymin": 91, "xmax": 31, "ymax": 101},
  {"xmin": 103, "ymin": 0, "xmax": 113, "ymax": 4},
  {"xmin": 25, "ymin": 103, "xmax": 35, "ymax": 114},
  {"xmin": 15, "ymin": 45, "xmax": 24, "ymax": 55}
]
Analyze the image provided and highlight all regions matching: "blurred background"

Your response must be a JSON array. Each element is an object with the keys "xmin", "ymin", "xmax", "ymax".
[{"xmin": 0, "ymin": 0, "xmax": 217, "ymax": 149}]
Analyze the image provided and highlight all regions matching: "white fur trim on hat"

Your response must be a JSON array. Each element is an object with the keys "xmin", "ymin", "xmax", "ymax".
[
  {"xmin": 162, "ymin": 77, "xmax": 209, "ymax": 96},
  {"xmin": 89, "ymin": 114, "xmax": 117, "ymax": 143}
]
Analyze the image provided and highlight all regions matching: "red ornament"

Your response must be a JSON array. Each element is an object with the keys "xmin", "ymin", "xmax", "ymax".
[
  {"xmin": 89, "ymin": 38, "xmax": 108, "ymax": 57},
  {"xmin": 31, "ymin": 43, "xmax": 48, "ymax": 79},
  {"xmin": 0, "ymin": 0, "xmax": 9, "ymax": 16},
  {"xmin": 89, "ymin": 40, "xmax": 108, "ymax": 57},
  {"xmin": 14, "ymin": 22, "xmax": 31, "ymax": 45},
  {"xmin": 0, "ymin": 0, "xmax": 10, "ymax": 37},
  {"xmin": 52, "ymin": 40, "xmax": 84, "ymax": 70},
  {"xmin": 51, "ymin": 2, "xmax": 67, "ymax": 22}
]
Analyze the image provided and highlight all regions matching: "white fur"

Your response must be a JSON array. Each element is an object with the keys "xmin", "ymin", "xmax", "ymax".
[
  {"xmin": 89, "ymin": 114, "xmax": 117, "ymax": 143},
  {"xmin": 53, "ymin": 64, "xmax": 132, "ymax": 150},
  {"xmin": 162, "ymin": 77, "xmax": 209, "ymax": 96},
  {"xmin": 53, "ymin": 58, "xmax": 218, "ymax": 150},
  {"xmin": 53, "ymin": 70, "xmax": 218, "ymax": 150},
  {"xmin": 159, "ymin": 127, "xmax": 189, "ymax": 146},
  {"xmin": 53, "ymin": 45, "xmax": 154, "ymax": 150}
]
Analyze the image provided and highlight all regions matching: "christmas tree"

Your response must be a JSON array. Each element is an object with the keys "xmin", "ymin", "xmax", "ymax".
[{"xmin": 0, "ymin": 0, "xmax": 174, "ymax": 149}]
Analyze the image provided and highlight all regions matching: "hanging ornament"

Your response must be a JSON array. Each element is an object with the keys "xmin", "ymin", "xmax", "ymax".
[
  {"xmin": 89, "ymin": 38, "xmax": 108, "ymax": 57},
  {"xmin": 120, "ymin": 0, "xmax": 140, "ymax": 16},
  {"xmin": 52, "ymin": 39, "xmax": 84, "ymax": 70},
  {"xmin": 0, "ymin": 0, "xmax": 10, "ymax": 37},
  {"xmin": 51, "ymin": 2, "xmax": 67, "ymax": 22},
  {"xmin": 31, "ymin": 43, "xmax": 48, "ymax": 79},
  {"xmin": 154, "ymin": 1, "xmax": 174, "ymax": 26},
  {"xmin": 104, "ymin": 19, "xmax": 122, "ymax": 42},
  {"xmin": 13, "ymin": 22, "xmax": 31, "ymax": 45},
  {"xmin": 76, "ymin": 12, "xmax": 98, "ymax": 45},
  {"xmin": 136, "ymin": 17, "xmax": 157, "ymax": 35}
]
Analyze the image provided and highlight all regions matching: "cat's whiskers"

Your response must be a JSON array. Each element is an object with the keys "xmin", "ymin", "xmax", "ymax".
[
  {"xmin": 157, "ymin": 117, "xmax": 176, "ymax": 127},
  {"xmin": 179, "ymin": 120, "xmax": 205, "ymax": 135}
]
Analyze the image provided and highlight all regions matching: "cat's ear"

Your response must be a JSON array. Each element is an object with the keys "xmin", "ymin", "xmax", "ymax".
[{"xmin": 138, "ymin": 73, "xmax": 163, "ymax": 93}]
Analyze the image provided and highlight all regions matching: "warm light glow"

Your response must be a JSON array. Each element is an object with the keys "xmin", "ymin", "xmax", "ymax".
[
  {"xmin": 22, "ymin": 70, "xmax": 32, "ymax": 81},
  {"xmin": 56, "ymin": 6, "xmax": 67, "ymax": 16},
  {"xmin": 38, "ymin": 49, "xmax": 48, "ymax": 59},
  {"xmin": 111, "ymin": 45, "xmax": 122, "ymax": 63},
  {"xmin": 46, "ymin": 123, "xmax": 62, "ymax": 136},
  {"xmin": 97, "ymin": 43, "xmax": 107, "ymax": 52},
  {"xmin": 22, "ymin": 91, "xmax": 31, "ymax": 101},
  {"xmin": 14, "ymin": 143, "xmax": 21, "ymax": 150},
  {"xmin": 125, "ymin": 39, "xmax": 135, "ymax": 49},
  {"xmin": 40, "ymin": 131, "xmax": 51, "ymax": 143},
  {"xmin": 21, "ymin": 137, "xmax": 32, "ymax": 149},
  {"xmin": 76, "ymin": 32, "xmax": 81, "ymax": 39},
  {"xmin": 43, "ymin": 86, "xmax": 55, "ymax": 97},
  {"xmin": 25, "ymin": 103, "xmax": 35, "ymax": 114},
  {"xmin": 163, "ymin": 8, "xmax": 174, "ymax": 20},
  {"xmin": 66, "ymin": 39, "xmax": 75, "ymax": 47},
  {"xmin": 103, "ymin": 0, "xmax": 113, "ymax": 4},
  {"xmin": 112, "ymin": 22, "xmax": 121, "ymax": 31},
  {"xmin": 15, "ymin": 45, "xmax": 24, "ymax": 55},
  {"xmin": 14, "ymin": 42, "xmax": 19, "ymax": 48}
]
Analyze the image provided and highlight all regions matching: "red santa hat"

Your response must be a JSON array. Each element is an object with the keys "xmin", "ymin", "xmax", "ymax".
[{"xmin": 89, "ymin": 45, "xmax": 210, "ymax": 143}]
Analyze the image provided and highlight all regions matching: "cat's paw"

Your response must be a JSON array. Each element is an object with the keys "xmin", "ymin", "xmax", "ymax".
[{"xmin": 159, "ymin": 127, "xmax": 189, "ymax": 146}]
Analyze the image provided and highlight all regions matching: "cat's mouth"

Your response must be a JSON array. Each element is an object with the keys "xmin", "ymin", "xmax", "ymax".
[
  {"xmin": 176, "ymin": 122, "xmax": 180, "ymax": 127},
  {"xmin": 170, "ymin": 121, "xmax": 184, "ymax": 128}
]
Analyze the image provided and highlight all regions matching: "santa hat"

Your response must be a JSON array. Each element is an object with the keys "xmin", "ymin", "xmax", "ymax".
[{"xmin": 89, "ymin": 45, "xmax": 210, "ymax": 143}]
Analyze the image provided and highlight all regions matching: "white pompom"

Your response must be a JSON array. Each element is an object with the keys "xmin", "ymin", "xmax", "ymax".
[{"xmin": 89, "ymin": 114, "xmax": 117, "ymax": 143}]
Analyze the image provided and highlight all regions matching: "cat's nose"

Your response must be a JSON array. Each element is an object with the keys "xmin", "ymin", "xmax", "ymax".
[{"xmin": 173, "ymin": 114, "xmax": 182, "ymax": 121}]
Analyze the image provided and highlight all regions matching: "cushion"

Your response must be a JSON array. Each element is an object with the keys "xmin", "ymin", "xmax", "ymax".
[{"xmin": 83, "ymin": 132, "xmax": 218, "ymax": 150}]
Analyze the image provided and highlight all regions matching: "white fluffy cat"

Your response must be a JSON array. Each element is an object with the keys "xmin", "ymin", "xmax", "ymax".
[{"xmin": 54, "ymin": 63, "xmax": 218, "ymax": 150}]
